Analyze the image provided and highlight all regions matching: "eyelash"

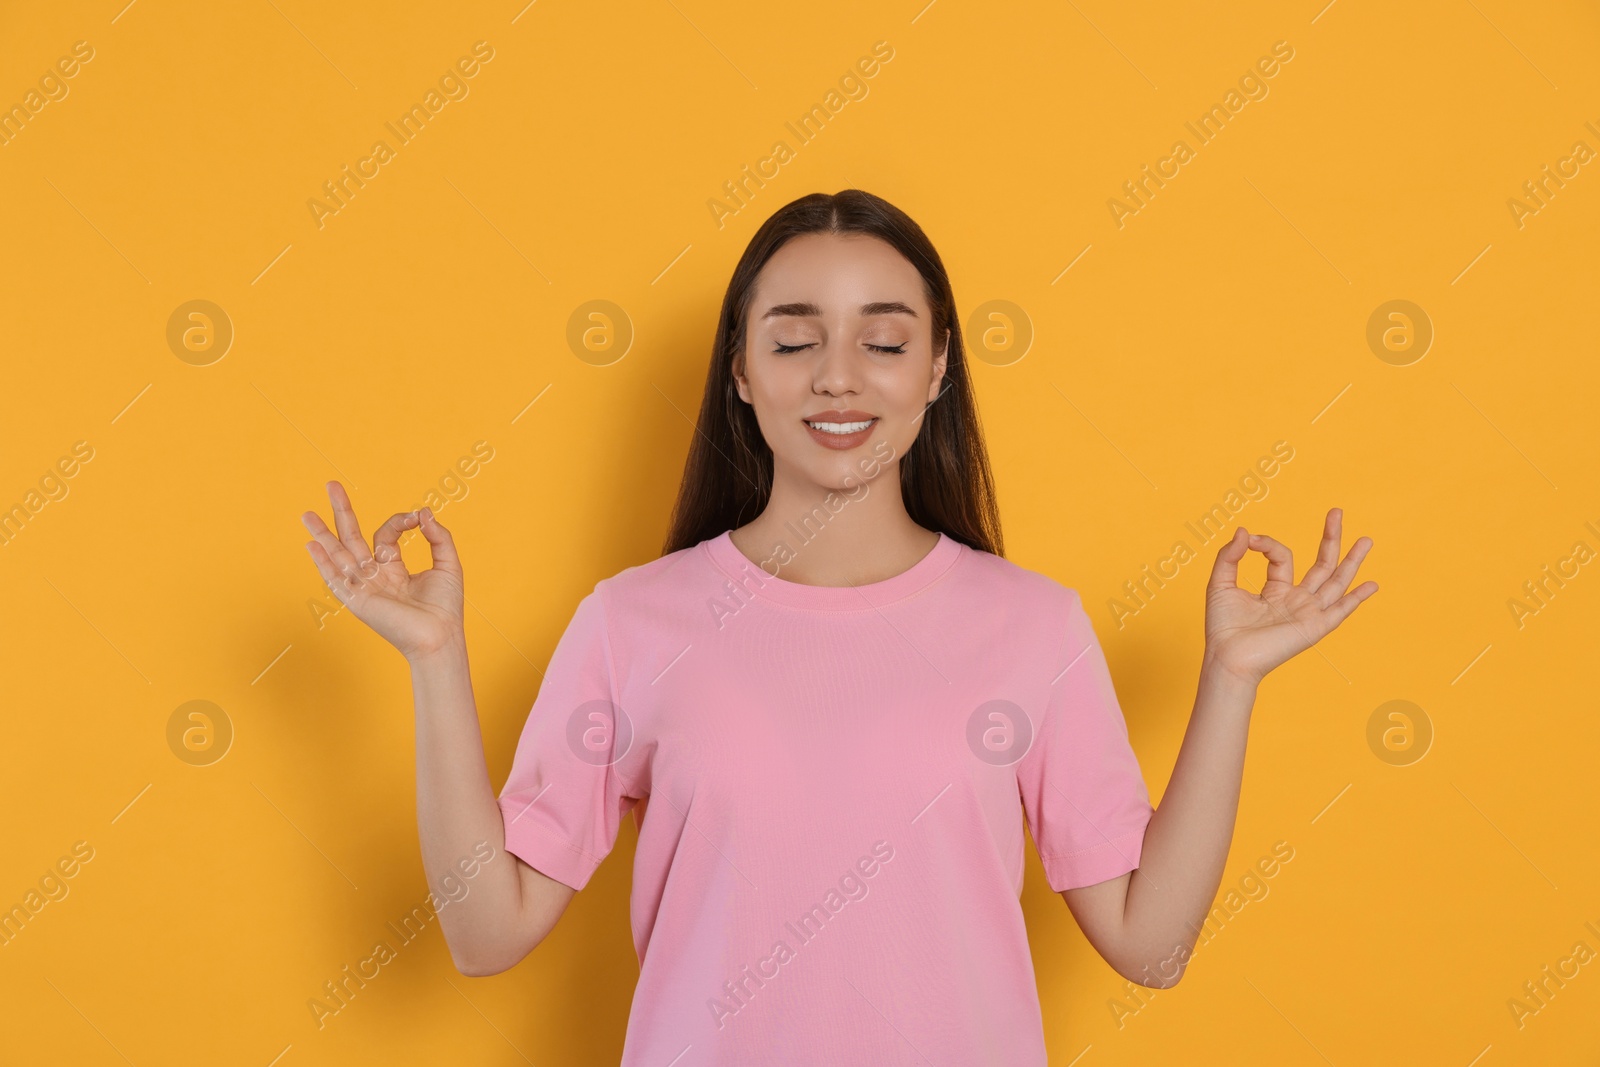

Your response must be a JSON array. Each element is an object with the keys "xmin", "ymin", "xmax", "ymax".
[{"xmin": 773, "ymin": 343, "xmax": 906, "ymax": 354}]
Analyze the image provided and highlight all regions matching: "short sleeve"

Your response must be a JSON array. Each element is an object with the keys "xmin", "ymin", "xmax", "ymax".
[
  {"xmin": 496, "ymin": 587, "xmax": 638, "ymax": 892},
  {"xmin": 1017, "ymin": 588, "xmax": 1154, "ymax": 892}
]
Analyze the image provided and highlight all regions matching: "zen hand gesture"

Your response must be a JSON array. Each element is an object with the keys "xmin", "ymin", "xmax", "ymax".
[
  {"xmin": 300, "ymin": 481, "xmax": 465, "ymax": 661},
  {"xmin": 1203, "ymin": 507, "xmax": 1377, "ymax": 685}
]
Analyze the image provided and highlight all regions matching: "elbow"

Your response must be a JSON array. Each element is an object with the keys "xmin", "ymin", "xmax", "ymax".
[
  {"xmin": 1122, "ymin": 964, "xmax": 1185, "ymax": 989},
  {"xmin": 1117, "ymin": 946, "xmax": 1190, "ymax": 988},
  {"xmin": 453, "ymin": 957, "xmax": 502, "ymax": 978},
  {"xmin": 449, "ymin": 941, "xmax": 519, "ymax": 978},
  {"xmin": 1113, "ymin": 938, "xmax": 1192, "ymax": 988},
  {"xmin": 450, "ymin": 935, "xmax": 546, "ymax": 978}
]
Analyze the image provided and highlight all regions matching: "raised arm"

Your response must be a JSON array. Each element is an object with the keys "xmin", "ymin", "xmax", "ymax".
[
  {"xmin": 300, "ymin": 480, "xmax": 575, "ymax": 976},
  {"xmin": 1062, "ymin": 507, "xmax": 1377, "ymax": 986}
]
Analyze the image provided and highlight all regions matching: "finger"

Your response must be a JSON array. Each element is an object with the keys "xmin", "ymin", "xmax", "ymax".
[
  {"xmin": 371, "ymin": 510, "xmax": 423, "ymax": 567},
  {"xmin": 1206, "ymin": 527, "xmax": 1251, "ymax": 593},
  {"xmin": 1325, "ymin": 579, "xmax": 1379, "ymax": 626},
  {"xmin": 327, "ymin": 481, "xmax": 372, "ymax": 563},
  {"xmin": 304, "ymin": 539, "xmax": 354, "ymax": 603},
  {"xmin": 1248, "ymin": 532, "xmax": 1295, "ymax": 587},
  {"xmin": 301, "ymin": 508, "xmax": 366, "ymax": 582},
  {"xmin": 1317, "ymin": 535, "xmax": 1375, "ymax": 607},
  {"xmin": 416, "ymin": 507, "xmax": 463, "ymax": 578},
  {"xmin": 1300, "ymin": 508, "xmax": 1343, "ymax": 593}
]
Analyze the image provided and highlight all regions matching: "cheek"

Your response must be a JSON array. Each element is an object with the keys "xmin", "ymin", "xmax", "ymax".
[
  {"xmin": 742, "ymin": 381, "xmax": 805, "ymax": 449},
  {"xmin": 881, "ymin": 369, "xmax": 934, "ymax": 416},
  {"xmin": 747, "ymin": 357, "xmax": 809, "ymax": 412},
  {"xmin": 882, "ymin": 416, "xmax": 921, "ymax": 454}
]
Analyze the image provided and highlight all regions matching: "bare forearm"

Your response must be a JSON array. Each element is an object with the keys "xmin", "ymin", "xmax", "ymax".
[
  {"xmin": 1120, "ymin": 655, "xmax": 1258, "ymax": 984},
  {"xmin": 408, "ymin": 634, "xmax": 521, "ymax": 968}
]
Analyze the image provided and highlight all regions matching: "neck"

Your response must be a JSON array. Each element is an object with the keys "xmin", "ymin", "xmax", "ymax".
[{"xmin": 730, "ymin": 461, "xmax": 938, "ymax": 587}]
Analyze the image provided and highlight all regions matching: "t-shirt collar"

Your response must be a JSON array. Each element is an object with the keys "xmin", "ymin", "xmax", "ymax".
[{"xmin": 701, "ymin": 528, "xmax": 963, "ymax": 611}]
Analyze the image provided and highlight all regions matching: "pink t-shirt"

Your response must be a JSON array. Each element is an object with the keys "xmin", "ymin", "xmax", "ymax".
[{"xmin": 496, "ymin": 529, "xmax": 1154, "ymax": 1065}]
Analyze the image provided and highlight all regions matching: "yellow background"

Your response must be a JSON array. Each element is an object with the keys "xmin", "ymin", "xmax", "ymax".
[{"xmin": 3, "ymin": 0, "xmax": 1598, "ymax": 1063}]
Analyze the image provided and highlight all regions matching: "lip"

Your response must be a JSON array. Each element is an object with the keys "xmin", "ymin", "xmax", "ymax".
[
  {"xmin": 802, "ymin": 410, "xmax": 878, "ymax": 451},
  {"xmin": 803, "ymin": 409, "xmax": 876, "ymax": 422}
]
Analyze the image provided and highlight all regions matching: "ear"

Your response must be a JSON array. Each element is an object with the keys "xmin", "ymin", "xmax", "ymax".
[
  {"xmin": 733, "ymin": 352, "xmax": 751, "ymax": 405},
  {"xmin": 928, "ymin": 328, "xmax": 950, "ymax": 403}
]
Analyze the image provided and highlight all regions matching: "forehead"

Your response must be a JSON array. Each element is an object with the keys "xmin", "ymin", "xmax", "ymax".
[{"xmin": 750, "ymin": 232, "xmax": 927, "ymax": 319}]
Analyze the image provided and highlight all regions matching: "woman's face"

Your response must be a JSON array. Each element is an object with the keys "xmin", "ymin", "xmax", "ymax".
[{"xmin": 735, "ymin": 231, "xmax": 949, "ymax": 492}]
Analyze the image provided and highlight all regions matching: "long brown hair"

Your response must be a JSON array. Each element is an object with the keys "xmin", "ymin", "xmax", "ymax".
[{"xmin": 662, "ymin": 189, "xmax": 1003, "ymax": 558}]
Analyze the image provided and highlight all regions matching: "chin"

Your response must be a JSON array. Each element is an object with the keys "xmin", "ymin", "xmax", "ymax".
[{"xmin": 809, "ymin": 454, "xmax": 889, "ymax": 498}]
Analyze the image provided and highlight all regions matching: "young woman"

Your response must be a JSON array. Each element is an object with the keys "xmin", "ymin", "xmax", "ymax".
[{"xmin": 300, "ymin": 189, "xmax": 1376, "ymax": 1064}]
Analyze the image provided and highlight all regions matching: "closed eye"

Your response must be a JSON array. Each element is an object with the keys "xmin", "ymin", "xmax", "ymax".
[{"xmin": 773, "ymin": 343, "xmax": 907, "ymax": 354}]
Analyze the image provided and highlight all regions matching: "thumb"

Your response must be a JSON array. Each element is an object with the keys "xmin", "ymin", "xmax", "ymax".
[
  {"xmin": 416, "ymin": 507, "xmax": 463, "ymax": 578},
  {"xmin": 1206, "ymin": 526, "xmax": 1249, "ymax": 594}
]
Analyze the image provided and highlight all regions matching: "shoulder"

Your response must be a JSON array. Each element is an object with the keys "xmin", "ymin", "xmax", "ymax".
[
  {"xmin": 955, "ymin": 541, "xmax": 1085, "ymax": 615},
  {"xmin": 595, "ymin": 539, "xmax": 708, "ymax": 594},
  {"xmin": 580, "ymin": 538, "xmax": 720, "ymax": 628}
]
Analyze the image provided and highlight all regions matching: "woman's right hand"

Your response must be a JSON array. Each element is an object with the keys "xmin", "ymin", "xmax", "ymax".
[{"xmin": 300, "ymin": 481, "xmax": 465, "ymax": 661}]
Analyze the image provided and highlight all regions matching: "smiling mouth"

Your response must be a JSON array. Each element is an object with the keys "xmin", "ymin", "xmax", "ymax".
[{"xmin": 803, "ymin": 418, "xmax": 878, "ymax": 434}]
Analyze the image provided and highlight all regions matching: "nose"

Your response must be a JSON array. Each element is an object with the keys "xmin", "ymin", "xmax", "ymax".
[{"xmin": 812, "ymin": 338, "xmax": 863, "ymax": 397}]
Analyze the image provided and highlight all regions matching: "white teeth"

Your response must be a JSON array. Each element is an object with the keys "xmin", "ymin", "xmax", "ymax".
[{"xmin": 806, "ymin": 419, "xmax": 874, "ymax": 434}]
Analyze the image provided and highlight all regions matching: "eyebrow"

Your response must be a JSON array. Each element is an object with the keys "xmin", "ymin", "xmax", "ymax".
[{"xmin": 759, "ymin": 301, "xmax": 919, "ymax": 320}]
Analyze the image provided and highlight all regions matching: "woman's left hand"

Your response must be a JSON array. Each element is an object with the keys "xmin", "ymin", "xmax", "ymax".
[{"xmin": 1203, "ymin": 507, "xmax": 1378, "ymax": 685}]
